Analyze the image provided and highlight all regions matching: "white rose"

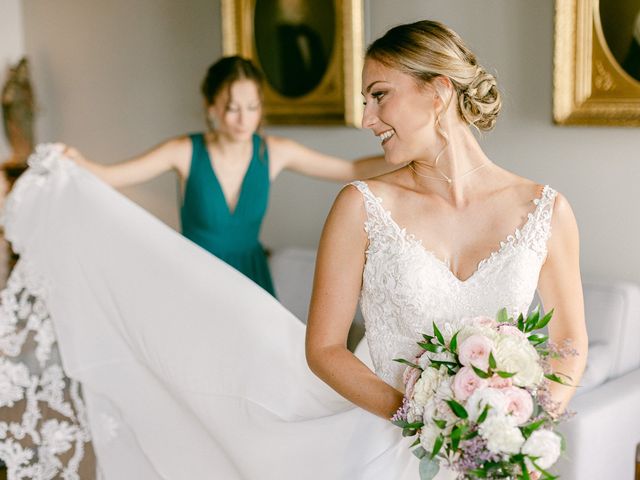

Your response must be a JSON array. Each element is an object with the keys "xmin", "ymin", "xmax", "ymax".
[
  {"xmin": 522, "ymin": 429, "xmax": 562, "ymax": 469},
  {"xmin": 413, "ymin": 367, "xmax": 446, "ymax": 407},
  {"xmin": 494, "ymin": 335, "xmax": 543, "ymax": 388},
  {"xmin": 466, "ymin": 387, "xmax": 509, "ymax": 422},
  {"xmin": 479, "ymin": 415, "xmax": 525, "ymax": 454},
  {"xmin": 420, "ymin": 423, "xmax": 440, "ymax": 454},
  {"xmin": 457, "ymin": 324, "xmax": 499, "ymax": 346}
]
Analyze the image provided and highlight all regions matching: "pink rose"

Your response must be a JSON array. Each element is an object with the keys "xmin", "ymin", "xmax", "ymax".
[
  {"xmin": 453, "ymin": 366, "xmax": 488, "ymax": 401},
  {"xmin": 498, "ymin": 324, "xmax": 527, "ymax": 339},
  {"xmin": 458, "ymin": 334, "xmax": 493, "ymax": 371},
  {"xmin": 488, "ymin": 374, "xmax": 514, "ymax": 389},
  {"xmin": 503, "ymin": 387, "xmax": 534, "ymax": 425},
  {"xmin": 471, "ymin": 316, "xmax": 497, "ymax": 328}
]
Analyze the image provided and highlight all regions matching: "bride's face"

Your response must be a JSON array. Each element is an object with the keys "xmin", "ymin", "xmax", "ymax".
[
  {"xmin": 208, "ymin": 79, "xmax": 262, "ymax": 142},
  {"xmin": 361, "ymin": 59, "xmax": 442, "ymax": 165}
]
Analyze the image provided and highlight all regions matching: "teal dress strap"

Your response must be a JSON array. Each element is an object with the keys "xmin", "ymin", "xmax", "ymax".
[{"xmin": 180, "ymin": 133, "xmax": 275, "ymax": 296}]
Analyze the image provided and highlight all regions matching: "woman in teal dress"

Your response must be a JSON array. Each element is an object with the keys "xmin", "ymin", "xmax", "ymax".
[{"xmin": 64, "ymin": 56, "xmax": 390, "ymax": 296}]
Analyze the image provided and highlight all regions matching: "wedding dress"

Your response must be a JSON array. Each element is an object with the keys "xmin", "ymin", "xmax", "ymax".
[{"xmin": 0, "ymin": 145, "xmax": 556, "ymax": 479}]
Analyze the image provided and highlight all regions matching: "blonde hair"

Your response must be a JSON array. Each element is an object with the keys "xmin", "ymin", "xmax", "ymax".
[{"xmin": 366, "ymin": 20, "xmax": 501, "ymax": 131}]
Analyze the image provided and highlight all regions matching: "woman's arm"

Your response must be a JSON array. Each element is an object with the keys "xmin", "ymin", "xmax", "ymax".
[
  {"xmin": 306, "ymin": 185, "xmax": 404, "ymax": 420},
  {"xmin": 63, "ymin": 137, "xmax": 191, "ymax": 188},
  {"xmin": 537, "ymin": 193, "xmax": 588, "ymax": 415},
  {"xmin": 268, "ymin": 136, "xmax": 393, "ymax": 182}
]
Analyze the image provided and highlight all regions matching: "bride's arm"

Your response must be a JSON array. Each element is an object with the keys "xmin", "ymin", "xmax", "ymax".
[
  {"xmin": 306, "ymin": 185, "xmax": 404, "ymax": 420},
  {"xmin": 536, "ymin": 193, "xmax": 588, "ymax": 415}
]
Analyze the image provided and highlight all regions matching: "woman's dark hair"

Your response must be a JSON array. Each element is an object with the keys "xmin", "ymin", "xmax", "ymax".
[{"xmin": 201, "ymin": 56, "xmax": 264, "ymax": 105}]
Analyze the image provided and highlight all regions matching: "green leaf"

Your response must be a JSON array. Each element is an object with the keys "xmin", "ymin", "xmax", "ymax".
[
  {"xmin": 527, "ymin": 333, "xmax": 548, "ymax": 346},
  {"xmin": 477, "ymin": 404, "xmax": 490, "ymax": 424},
  {"xmin": 429, "ymin": 360, "xmax": 458, "ymax": 368},
  {"xmin": 535, "ymin": 308, "xmax": 554, "ymax": 331},
  {"xmin": 525, "ymin": 310, "xmax": 540, "ymax": 333},
  {"xmin": 433, "ymin": 322, "xmax": 445, "ymax": 345},
  {"xmin": 419, "ymin": 456, "xmax": 440, "ymax": 480},
  {"xmin": 519, "ymin": 458, "xmax": 531, "ymax": 480},
  {"xmin": 521, "ymin": 419, "xmax": 546, "ymax": 438},
  {"xmin": 446, "ymin": 399, "xmax": 468, "ymax": 419},
  {"xmin": 450, "ymin": 425, "xmax": 462, "ymax": 451},
  {"xmin": 418, "ymin": 343, "xmax": 445, "ymax": 354},
  {"xmin": 430, "ymin": 434, "xmax": 444, "ymax": 458},
  {"xmin": 545, "ymin": 373, "xmax": 571, "ymax": 385},
  {"xmin": 517, "ymin": 313, "xmax": 525, "ymax": 331},
  {"xmin": 497, "ymin": 308, "xmax": 509, "ymax": 324},
  {"xmin": 471, "ymin": 365, "xmax": 491, "ymax": 379},
  {"xmin": 410, "ymin": 438, "xmax": 421, "ymax": 448},
  {"xmin": 489, "ymin": 352, "xmax": 497, "ymax": 370},
  {"xmin": 449, "ymin": 331, "xmax": 459, "ymax": 353},
  {"xmin": 421, "ymin": 334, "xmax": 435, "ymax": 343},
  {"xmin": 392, "ymin": 358, "xmax": 422, "ymax": 370},
  {"xmin": 530, "ymin": 458, "xmax": 558, "ymax": 479},
  {"xmin": 432, "ymin": 418, "xmax": 447, "ymax": 429},
  {"xmin": 391, "ymin": 419, "xmax": 424, "ymax": 429},
  {"xmin": 468, "ymin": 469, "xmax": 488, "ymax": 478},
  {"xmin": 403, "ymin": 427, "xmax": 418, "ymax": 437},
  {"xmin": 496, "ymin": 370, "xmax": 517, "ymax": 378},
  {"xmin": 464, "ymin": 430, "xmax": 479, "ymax": 440}
]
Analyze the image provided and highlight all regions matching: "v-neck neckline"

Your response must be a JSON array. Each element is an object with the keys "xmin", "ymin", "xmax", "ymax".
[
  {"xmin": 363, "ymin": 183, "xmax": 549, "ymax": 284},
  {"xmin": 203, "ymin": 135, "xmax": 255, "ymax": 217}
]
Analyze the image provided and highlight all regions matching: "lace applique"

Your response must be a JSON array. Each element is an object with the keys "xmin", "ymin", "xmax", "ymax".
[
  {"xmin": 0, "ymin": 260, "xmax": 93, "ymax": 479},
  {"xmin": 349, "ymin": 181, "xmax": 557, "ymax": 389}
]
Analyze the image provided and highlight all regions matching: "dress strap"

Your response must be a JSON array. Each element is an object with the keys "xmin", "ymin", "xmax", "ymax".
[
  {"xmin": 349, "ymin": 181, "xmax": 391, "ymax": 233},
  {"xmin": 521, "ymin": 185, "xmax": 558, "ymax": 257}
]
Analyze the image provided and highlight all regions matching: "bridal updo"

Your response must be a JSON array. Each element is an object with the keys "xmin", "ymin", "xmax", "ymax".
[{"xmin": 366, "ymin": 20, "xmax": 501, "ymax": 131}]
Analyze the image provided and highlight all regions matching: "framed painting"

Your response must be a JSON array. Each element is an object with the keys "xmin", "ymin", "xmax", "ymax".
[
  {"xmin": 221, "ymin": 0, "xmax": 364, "ymax": 126},
  {"xmin": 554, "ymin": 0, "xmax": 640, "ymax": 125}
]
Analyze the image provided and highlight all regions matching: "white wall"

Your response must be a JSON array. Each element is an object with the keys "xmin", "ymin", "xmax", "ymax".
[
  {"xmin": 0, "ymin": 0, "xmax": 25, "ymax": 160},
  {"xmin": 22, "ymin": 0, "xmax": 221, "ymax": 226},
  {"xmin": 22, "ymin": 0, "xmax": 640, "ymax": 285}
]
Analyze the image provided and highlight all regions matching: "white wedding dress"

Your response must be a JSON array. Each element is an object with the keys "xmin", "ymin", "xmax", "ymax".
[{"xmin": 0, "ymin": 145, "xmax": 556, "ymax": 479}]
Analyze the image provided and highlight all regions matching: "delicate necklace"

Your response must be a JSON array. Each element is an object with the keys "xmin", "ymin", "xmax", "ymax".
[{"xmin": 408, "ymin": 161, "xmax": 487, "ymax": 184}]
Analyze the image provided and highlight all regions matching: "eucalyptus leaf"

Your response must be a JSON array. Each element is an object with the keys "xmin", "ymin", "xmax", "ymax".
[
  {"xmin": 419, "ymin": 457, "xmax": 440, "ymax": 480},
  {"xmin": 412, "ymin": 446, "xmax": 427, "ymax": 459},
  {"xmin": 497, "ymin": 308, "xmax": 509, "ymax": 324}
]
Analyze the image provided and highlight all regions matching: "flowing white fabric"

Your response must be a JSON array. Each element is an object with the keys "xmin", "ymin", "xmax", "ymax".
[
  {"xmin": 0, "ymin": 145, "xmax": 425, "ymax": 479},
  {"xmin": 0, "ymin": 146, "xmax": 556, "ymax": 479}
]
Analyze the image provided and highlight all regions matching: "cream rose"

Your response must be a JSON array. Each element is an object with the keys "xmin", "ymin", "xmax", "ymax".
[
  {"xmin": 479, "ymin": 415, "xmax": 525, "ymax": 454},
  {"xmin": 522, "ymin": 429, "xmax": 562, "ymax": 469},
  {"xmin": 494, "ymin": 335, "xmax": 543, "ymax": 387}
]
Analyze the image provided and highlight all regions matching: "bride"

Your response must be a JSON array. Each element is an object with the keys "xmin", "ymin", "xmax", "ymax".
[{"xmin": 0, "ymin": 20, "xmax": 586, "ymax": 480}]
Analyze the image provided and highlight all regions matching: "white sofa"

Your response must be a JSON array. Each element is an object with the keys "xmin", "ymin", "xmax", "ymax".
[{"xmin": 269, "ymin": 247, "xmax": 640, "ymax": 480}]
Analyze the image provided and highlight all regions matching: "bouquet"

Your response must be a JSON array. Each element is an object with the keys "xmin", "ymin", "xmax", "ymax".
[{"xmin": 391, "ymin": 308, "xmax": 575, "ymax": 480}]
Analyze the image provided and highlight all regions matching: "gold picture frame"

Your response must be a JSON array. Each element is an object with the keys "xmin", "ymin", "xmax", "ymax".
[
  {"xmin": 221, "ymin": 0, "xmax": 364, "ymax": 126},
  {"xmin": 554, "ymin": 0, "xmax": 640, "ymax": 126}
]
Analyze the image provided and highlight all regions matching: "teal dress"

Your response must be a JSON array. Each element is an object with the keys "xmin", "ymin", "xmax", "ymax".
[{"xmin": 181, "ymin": 133, "xmax": 276, "ymax": 296}]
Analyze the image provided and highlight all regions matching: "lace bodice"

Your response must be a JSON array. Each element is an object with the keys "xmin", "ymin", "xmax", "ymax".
[{"xmin": 352, "ymin": 180, "xmax": 557, "ymax": 390}]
